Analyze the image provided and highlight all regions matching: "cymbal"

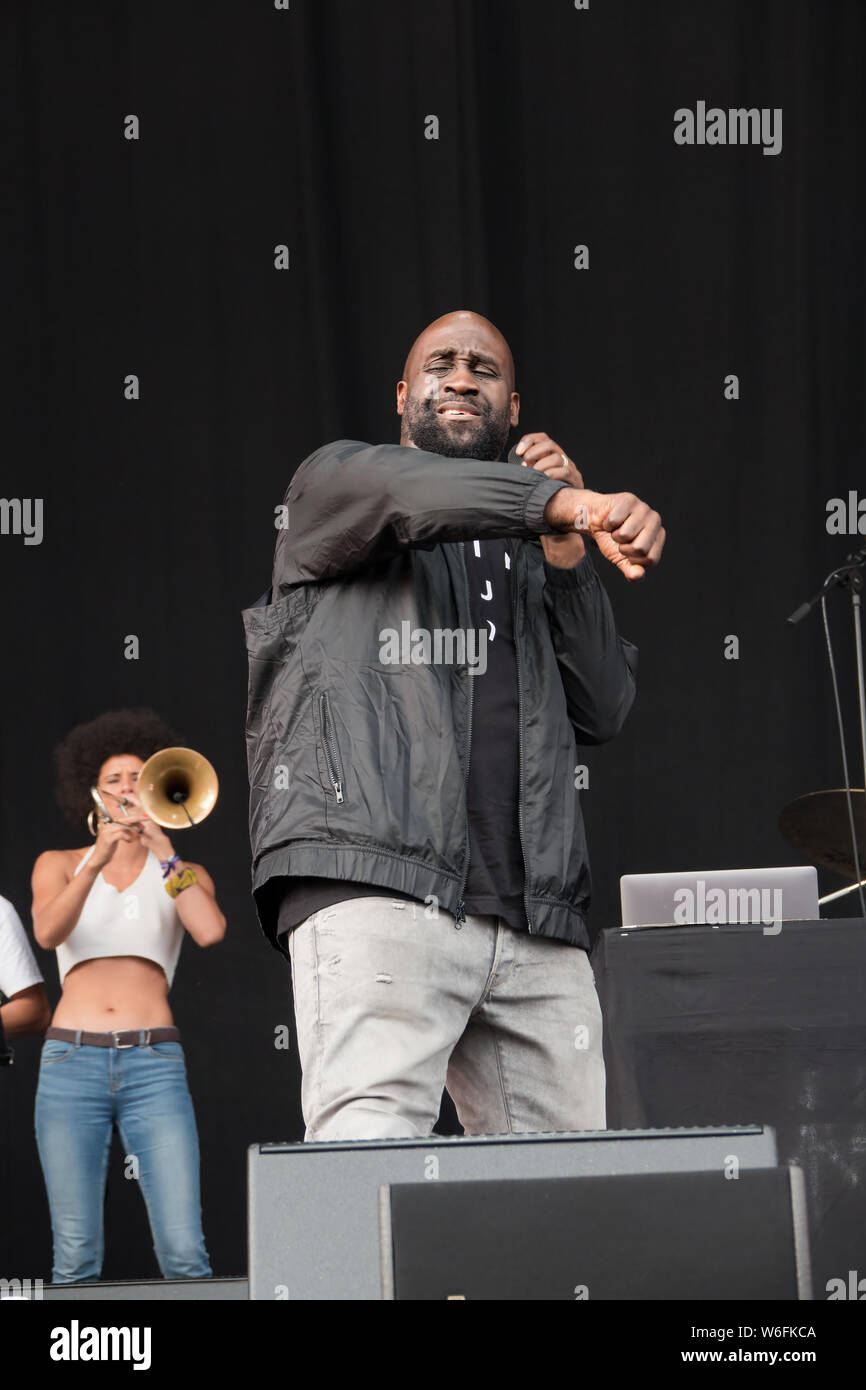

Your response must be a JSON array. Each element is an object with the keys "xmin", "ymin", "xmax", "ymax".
[{"xmin": 779, "ymin": 789, "xmax": 866, "ymax": 880}]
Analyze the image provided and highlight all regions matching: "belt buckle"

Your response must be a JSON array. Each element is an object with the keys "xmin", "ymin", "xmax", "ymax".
[{"xmin": 112, "ymin": 1031, "xmax": 136, "ymax": 1050}]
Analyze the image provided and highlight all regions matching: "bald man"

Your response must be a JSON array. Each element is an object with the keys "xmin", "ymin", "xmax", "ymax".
[{"xmin": 244, "ymin": 310, "xmax": 664, "ymax": 1140}]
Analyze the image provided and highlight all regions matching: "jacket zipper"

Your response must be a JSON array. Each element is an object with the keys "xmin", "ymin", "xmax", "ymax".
[
  {"xmin": 512, "ymin": 546, "xmax": 533, "ymax": 933},
  {"xmin": 454, "ymin": 545, "xmax": 474, "ymax": 927},
  {"xmin": 319, "ymin": 692, "xmax": 344, "ymax": 803}
]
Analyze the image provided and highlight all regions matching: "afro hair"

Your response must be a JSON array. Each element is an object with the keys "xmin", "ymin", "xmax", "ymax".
[{"xmin": 54, "ymin": 708, "xmax": 182, "ymax": 826}]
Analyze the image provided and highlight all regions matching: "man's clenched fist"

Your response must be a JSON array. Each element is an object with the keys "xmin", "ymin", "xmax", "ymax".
[
  {"xmin": 544, "ymin": 484, "xmax": 665, "ymax": 581},
  {"xmin": 516, "ymin": 431, "xmax": 665, "ymax": 579}
]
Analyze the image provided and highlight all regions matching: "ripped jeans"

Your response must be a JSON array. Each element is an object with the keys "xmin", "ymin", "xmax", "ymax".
[{"xmin": 287, "ymin": 897, "xmax": 606, "ymax": 1141}]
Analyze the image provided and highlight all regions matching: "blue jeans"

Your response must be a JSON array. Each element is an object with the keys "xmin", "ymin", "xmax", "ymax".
[{"xmin": 34, "ymin": 1035, "xmax": 211, "ymax": 1283}]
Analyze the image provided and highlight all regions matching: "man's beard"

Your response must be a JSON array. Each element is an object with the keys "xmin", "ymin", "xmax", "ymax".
[{"xmin": 402, "ymin": 393, "xmax": 511, "ymax": 461}]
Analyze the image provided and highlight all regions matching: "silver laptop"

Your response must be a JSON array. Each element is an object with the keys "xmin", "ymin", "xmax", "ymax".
[{"xmin": 620, "ymin": 866, "xmax": 820, "ymax": 930}]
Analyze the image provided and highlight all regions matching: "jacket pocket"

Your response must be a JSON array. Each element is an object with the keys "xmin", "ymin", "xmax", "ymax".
[{"xmin": 318, "ymin": 692, "xmax": 346, "ymax": 803}]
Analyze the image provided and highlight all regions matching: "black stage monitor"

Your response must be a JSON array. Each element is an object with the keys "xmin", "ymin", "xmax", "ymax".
[
  {"xmin": 248, "ymin": 1126, "xmax": 781, "ymax": 1300},
  {"xmin": 379, "ymin": 1165, "xmax": 811, "ymax": 1300}
]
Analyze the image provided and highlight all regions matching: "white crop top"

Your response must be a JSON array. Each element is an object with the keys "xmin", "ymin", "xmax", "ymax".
[{"xmin": 55, "ymin": 844, "xmax": 185, "ymax": 988}]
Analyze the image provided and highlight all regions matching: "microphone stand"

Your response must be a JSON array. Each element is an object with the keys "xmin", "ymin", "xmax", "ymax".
[{"xmin": 788, "ymin": 543, "xmax": 866, "ymax": 915}]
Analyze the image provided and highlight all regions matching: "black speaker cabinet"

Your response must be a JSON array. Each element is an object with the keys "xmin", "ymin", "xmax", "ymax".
[
  {"xmin": 248, "ymin": 1125, "xmax": 781, "ymax": 1300},
  {"xmin": 379, "ymin": 1166, "xmax": 811, "ymax": 1300}
]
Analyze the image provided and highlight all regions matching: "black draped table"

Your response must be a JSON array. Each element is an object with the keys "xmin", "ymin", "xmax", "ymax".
[{"xmin": 592, "ymin": 918, "xmax": 866, "ymax": 1297}]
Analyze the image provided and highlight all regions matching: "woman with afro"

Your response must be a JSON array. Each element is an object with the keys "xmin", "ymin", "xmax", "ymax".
[{"xmin": 31, "ymin": 708, "xmax": 226, "ymax": 1284}]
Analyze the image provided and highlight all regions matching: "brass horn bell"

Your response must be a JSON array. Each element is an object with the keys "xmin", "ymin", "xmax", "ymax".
[{"xmin": 136, "ymin": 747, "xmax": 219, "ymax": 830}]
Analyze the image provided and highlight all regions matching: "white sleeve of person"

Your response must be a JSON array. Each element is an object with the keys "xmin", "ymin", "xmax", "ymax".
[{"xmin": 0, "ymin": 895, "xmax": 44, "ymax": 999}]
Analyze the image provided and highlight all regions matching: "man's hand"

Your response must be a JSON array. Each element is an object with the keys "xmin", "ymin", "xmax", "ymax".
[
  {"xmin": 544, "ymin": 486, "xmax": 665, "ymax": 582},
  {"xmin": 515, "ymin": 433, "xmax": 586, "ymax": 567}
]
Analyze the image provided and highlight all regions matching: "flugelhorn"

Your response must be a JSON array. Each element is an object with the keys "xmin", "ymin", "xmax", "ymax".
[
  {"xmin": 135, "ymin": 747, "xmax": 219, "ymax": 829},
  {"xmin": 88, "ymin": 747, "xmax": 219, "ymax": 835}
]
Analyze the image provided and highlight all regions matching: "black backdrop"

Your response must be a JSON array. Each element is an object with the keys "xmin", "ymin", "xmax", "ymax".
[{"xmin": 1, "ymin": 0, "xmax": 864, "ymax": 1281}]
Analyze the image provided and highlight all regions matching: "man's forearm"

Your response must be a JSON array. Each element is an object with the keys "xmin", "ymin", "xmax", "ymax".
[
  {"xmin": 541, "ymin": 531, "xmax": 586, "ymax": 568},
  {"xmin": 543, "ymin": 486, "xmax": 589, "ymax": 533},
  {"xmin": 275, "ymin": 440, "xmax": 569, "ymax": 587},
  {"xmin": 541, "ymin": 488, "xmax": 589, "ymax": 567}
]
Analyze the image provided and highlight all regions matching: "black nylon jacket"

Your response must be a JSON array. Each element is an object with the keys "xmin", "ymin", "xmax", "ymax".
[{"xmin": 243, "ymin": 439, "xmax": 638, "ymax": 959}]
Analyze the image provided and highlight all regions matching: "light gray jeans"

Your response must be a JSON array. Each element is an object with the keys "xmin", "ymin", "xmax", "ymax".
[{"xmin": 287, "ymin": 896, "xmax": 606, "ymax": 1141}]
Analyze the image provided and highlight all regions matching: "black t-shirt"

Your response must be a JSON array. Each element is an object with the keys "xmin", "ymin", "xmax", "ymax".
[
  {"xmin": 277, "ymin": 537, "xmax": 526, "ymax": 936},
  {"xmin": 459, "ymin": 537, "xmax": 526, "ymax": 928}
]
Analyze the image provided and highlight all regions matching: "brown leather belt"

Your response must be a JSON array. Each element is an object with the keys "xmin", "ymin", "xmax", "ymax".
[{"xmin": 45, "ymin": 1026, "xmax": 181, "ymax": 1049}]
